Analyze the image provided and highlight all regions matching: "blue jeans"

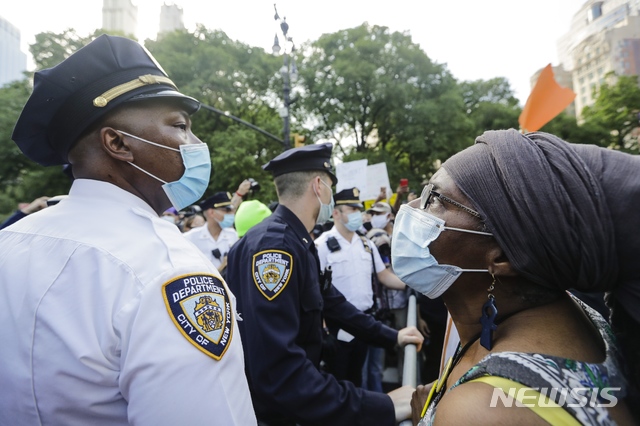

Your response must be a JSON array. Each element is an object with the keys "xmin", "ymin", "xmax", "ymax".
[{"xmin": 361, "ymin": 345, "xmax": 385, "ymax": 392}]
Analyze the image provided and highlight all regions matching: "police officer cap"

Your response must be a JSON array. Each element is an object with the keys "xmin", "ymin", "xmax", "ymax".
[
  {"xmin": 334, "ymin": 187, "xmax": 363, "ymax": 208},
  {"xmin": 262, "ymin": 143, "xmax": 337, "ymax": 185},
  {"xmin": 199, "ymin": 192, "xmax": 233, "ymax": 210},
  {"xmin": 12, "ymin": 34, "xmax": 200, "ymax": 166}
]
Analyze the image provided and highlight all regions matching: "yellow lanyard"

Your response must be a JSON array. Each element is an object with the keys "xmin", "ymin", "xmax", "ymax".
[{"xmin": 421, "ymin": 356, "xmax": 453, "ymax": 417}]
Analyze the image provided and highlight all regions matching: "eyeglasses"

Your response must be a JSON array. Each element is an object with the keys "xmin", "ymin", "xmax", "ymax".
[{"xmin": 420, "ymin": 183, "xmax": 482, "ymax": 219}]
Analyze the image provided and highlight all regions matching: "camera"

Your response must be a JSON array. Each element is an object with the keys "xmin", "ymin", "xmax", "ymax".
[
  {"xmin": 248, "ymin": 178, "xmax": 261, "ymax": 193},
  {"xmin": 211, "ymin": 248, "xmax": 222, "ymax": 259},
  {"xmin": 326, "ymin": 236, "xmax": 341, "ymax": 253}
]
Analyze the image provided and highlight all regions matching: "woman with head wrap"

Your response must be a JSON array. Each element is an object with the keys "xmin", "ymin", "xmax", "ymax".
[{"xmin": 392, "ymin": 129, "xmax": 637, "ymax": 425}]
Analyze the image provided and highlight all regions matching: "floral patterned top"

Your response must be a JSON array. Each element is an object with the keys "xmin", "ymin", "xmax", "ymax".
[{"xmin": 419, "ymin": 296, "xmax": 627, "ymax": 425}]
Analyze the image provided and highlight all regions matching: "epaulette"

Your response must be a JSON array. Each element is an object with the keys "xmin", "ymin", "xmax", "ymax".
[{"xmin": 260, "ymin": 220, "xmax": 288, "ymax": 246}]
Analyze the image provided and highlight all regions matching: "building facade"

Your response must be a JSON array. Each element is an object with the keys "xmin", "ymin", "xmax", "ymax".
[
  {"xmin": 102, "ymin": 0, "xmax": 138, "ymax": 38},
  {"xmin": 554, "ymin": 0, "xmax": 640, "ymax": 118},
  {"xmin": 158, "ymin": 3, "xmax": 185, "ymax": 38},
  {"xmin": 0, "ymin": 16, "xmax": 27, "ymax": 87}
]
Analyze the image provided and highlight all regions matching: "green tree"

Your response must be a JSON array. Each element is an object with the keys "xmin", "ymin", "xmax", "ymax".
[
  {"xmin": 145, "ymin": 27, "xmax": 286, "ymax": 201},
  {"xmin": 0, "ymin": 29, "xmax": 115, "ymax": 218},
  {"xmin": 298, "ymin": 23, "xmax": 473, "ymax": 182},
  {"xmin": 581, "ymin": 73, "xmax": 640, "ymax": 153},
  {"xmin": 459, "ymin": 78, "xmax": 521, "ymax": 135},
  {"xmin": 0, "ymin": 79, "xmax": 32, "ymax": 186},
  {"xmin": 0, "ymin": 27, "xmax": 287, "ymax": 217},
  {"xmin": 540, "ymin": 112, "xmax": 610, "ymax": 146},
  {"xmin": 0, "ymin": 79, "xmax": 73, "ymax": 219},
  {"xmin": 31, "ymin": 29, "xmax": 118, "ymax": 70}
]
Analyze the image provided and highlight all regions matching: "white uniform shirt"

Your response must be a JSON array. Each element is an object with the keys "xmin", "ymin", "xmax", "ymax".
[
  {"xmin": 315, "ymin": 227, "xmax": 386, "ymax": 311},
  {"xmin": 183, "ymin": 224, "xmax": 238, "ymax": 269},
  {"xmin": 0, "ymin": 179, "xmax": 256, "ymax": 426}
]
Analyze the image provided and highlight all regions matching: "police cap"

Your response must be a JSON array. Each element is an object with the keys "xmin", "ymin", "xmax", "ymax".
[
  {"xmin": 334, "ymin": 187, "xmax": 363, "ymax": 208},
  {"xmin": 12, "ymin": 34, "xmax": 200, "ymax": 166},
  {"xmin": 200, "ymin": 192, "xmax": 233, "ymax": 210},
  {"xmin": 367, "ymin": 201, "xmax": 393, "ymax": 214},
  {"xmin": 262, "ymin": 143, "xmax": 337, "ymax": 185}
]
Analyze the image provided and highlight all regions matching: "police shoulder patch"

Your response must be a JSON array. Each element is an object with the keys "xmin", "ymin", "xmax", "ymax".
[
  {"xmin": 252, "ymin": 250, "xmax": 293, "ymax": 300},
  {"xmin": 162, "ymin": 274, "xmax": 234, "ymax": 360}
]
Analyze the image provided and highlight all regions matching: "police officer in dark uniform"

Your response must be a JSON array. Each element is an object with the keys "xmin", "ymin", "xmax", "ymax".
[{"xmin": 226, "ymin": 143, "xmax": 423, "ymax": 426}]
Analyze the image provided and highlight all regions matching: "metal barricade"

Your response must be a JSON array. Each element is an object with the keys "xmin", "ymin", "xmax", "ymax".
[{"xmin": 399, "ymin": 293, "xmax": 418, "ymax": 426}]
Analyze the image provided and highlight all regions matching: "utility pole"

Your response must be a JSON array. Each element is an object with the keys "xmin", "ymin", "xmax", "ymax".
[{"xmin": 272, "ymin": 4, "xmax": 297, "ymax": 150}]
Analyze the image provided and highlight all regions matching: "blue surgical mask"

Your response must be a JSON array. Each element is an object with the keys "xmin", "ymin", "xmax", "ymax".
[
  {"xmin": 218, "ymin": 213, "xmax": 235, "ymax": 229},
  {"xmin": 120, "ymin": 130, "xmax": 211, "ymax": 211},
  {"xmin": 315, "ymin": 179, "xmax": 335, "ymax": 225},
  {"xmin": 344, "ymin": 211, "xmax": 363, "ymax": 232},
  {"xmin": 391, "ymin": 205, "xmax": 492, "ymax": 299}
]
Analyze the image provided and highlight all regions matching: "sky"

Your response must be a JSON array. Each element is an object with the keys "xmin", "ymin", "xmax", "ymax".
[{"xmin": 2, "ymin": 0, "xmax": 588, "ymax": 104}]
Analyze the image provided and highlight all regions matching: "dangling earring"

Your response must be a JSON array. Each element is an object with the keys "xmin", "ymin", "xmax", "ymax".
[{"xmin": 480, "ymin": 274, "xmax": 498, "ymax": 350}]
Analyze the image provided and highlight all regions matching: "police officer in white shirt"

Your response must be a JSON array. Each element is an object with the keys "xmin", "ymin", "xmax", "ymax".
[
  {"xmin": 0, "ymin": 35, "xmax": 256, "ymax": 426},
  {"xmin": 315, "ymin": 188, "xmax": 407, "ymax": 386},
  {"xmin": 184, "ymin": 191, "xmax": 239, "ymax": 270}
]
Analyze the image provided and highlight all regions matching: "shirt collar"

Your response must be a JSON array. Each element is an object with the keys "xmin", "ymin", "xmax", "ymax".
[
  {"xmin": 68, "ymin": 178, "xmax": 157, "ymax": 216},
  {"xmin": 273, "ymin": 204, "xmax": 314, "ymax": 248}
]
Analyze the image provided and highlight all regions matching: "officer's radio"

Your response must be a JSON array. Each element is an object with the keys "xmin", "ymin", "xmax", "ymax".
[
  {"xmin": 211, "ymin": 248, "xmax": 222, "ymax": 259},
  {"xmin": 326, "ymin": 236, "xmax": 340, "ymax": 252},
  {"xmin": 320, "ymin": 266, "xmax": 332, "ymax": 293}
]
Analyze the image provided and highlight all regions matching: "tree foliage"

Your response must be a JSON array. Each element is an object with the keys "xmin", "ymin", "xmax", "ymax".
[
  {"xmin": 31, "ymin": 29, "xmax": 119, "ymax": 70},
  {"xmin": 0, "ymin": 25, "xmax": 636, "ymax": 219},
  {"xmin": 540, "ymin": 112, "xmax": 610, "ymax": 146},
  {"xmin": 298, "ymin": 23, "xmax": 474, "ymax": 184},
  {"xmin": 145, "ymin": 27, "xmax": 285, "ymax": 202},
  {"xmin": 581, "ymin": 73, "xmax": 640, "ymax": 153},
  {"xmin": 459, "ymin": 77, "xmax": 521, "ymax": 136}
]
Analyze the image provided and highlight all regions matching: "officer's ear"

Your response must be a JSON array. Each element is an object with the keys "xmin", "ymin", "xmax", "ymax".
[
  {"xmin": 311, "ymin": 175, "xmax": 322, "ymax": 195},
  {"xmin": 332, "ymin": 206, "xmax": 341, "ymax": 219},
  {"xmin": 101, "ymin": 128, "xmax": 134, "ymax": 163}
]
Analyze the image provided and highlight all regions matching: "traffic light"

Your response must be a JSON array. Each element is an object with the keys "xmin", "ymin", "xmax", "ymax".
[{"xmin": 294, "ymin": 133, "xmax": 306, "ymax": 147}]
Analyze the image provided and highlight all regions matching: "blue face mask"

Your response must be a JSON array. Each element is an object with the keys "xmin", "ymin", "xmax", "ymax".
[
  {"xmin": 218, "ymin": 213, "xmax": 235, "ymax": 229},
  {"xmin": 120, "ymin": 130, "xmax": 211, "ymax": 211},
  {"xmin": 315, "ymin": 179, "xmax": 335, "ymax": 225},
  {"xmin": 343, "ymin": 211, "xmax": 363, "ymax": 232},
  {"xmin": 391, "ymin": 205, "xmax": 492, "ymax": 299}
]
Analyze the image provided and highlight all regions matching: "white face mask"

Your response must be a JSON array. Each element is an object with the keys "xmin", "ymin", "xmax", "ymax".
[
  {"xmin": 370, "ymin": 213, "xmax": 389, "ymax": 230},
  {"xmin": 391, "ymin": 205, "xmax": 493, "ymax": 299}
]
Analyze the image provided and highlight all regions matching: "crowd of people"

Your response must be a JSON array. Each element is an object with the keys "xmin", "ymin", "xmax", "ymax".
[{"xmin": 1, "ymin": 34, "xmax": 639, "ymax": 426}]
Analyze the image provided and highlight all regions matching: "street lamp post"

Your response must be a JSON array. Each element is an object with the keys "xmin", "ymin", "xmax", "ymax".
[{"xmin": 272, "ymin": 4, "xmax": 297, "ymax": 151}]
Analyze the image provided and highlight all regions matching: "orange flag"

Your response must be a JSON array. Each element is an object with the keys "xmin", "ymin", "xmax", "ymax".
[{"xmin": 519, "ymin": 64, "xmax": 576, "ymax": 132}]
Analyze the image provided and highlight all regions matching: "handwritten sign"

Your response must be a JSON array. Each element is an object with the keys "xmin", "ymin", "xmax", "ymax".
[{"xmin": 336, "ymin": 159, "xmax": 368, "ymax": 193}]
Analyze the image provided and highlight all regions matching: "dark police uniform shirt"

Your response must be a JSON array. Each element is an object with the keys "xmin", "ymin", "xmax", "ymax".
[{"xmin": 226, "ymin": 204, "xmax": 399, "ymax": 426}]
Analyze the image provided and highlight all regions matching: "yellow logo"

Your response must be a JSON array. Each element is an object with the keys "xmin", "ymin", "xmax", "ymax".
[
  {"xmin": 252, "ymin": 250, "xmax": 293, "ymax": 300},
  {"xmin": 162, "ymin": 274, "xmax": 233, "ymax": 360},
  {"xmin": 262, "ymin": 264, "xmax": 282, "ymax": 285},
  {"xmin": 194, "ymin": 295, "xmax": 224, "ymax": 333}
]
